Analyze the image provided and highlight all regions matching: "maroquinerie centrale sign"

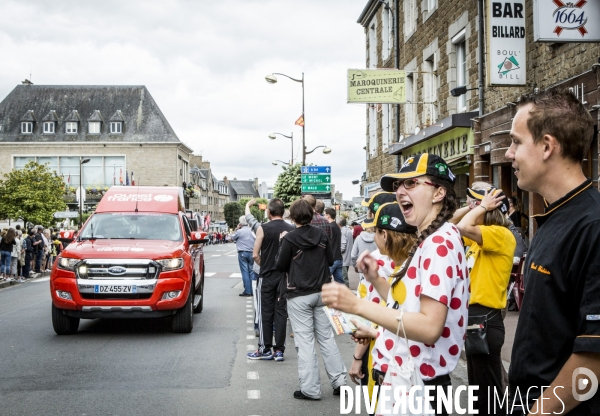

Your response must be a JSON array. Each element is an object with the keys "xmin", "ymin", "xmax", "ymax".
[
  {"xmin": 534, "ymin": 0, "xmax": 600, "ymax": 42},
  {"xmin": 487, "ymin": 1, "xmax": 527, "ymax": 86},
  {"xmin": 347, "ymin": 69, "xmax": 406, "ymax": 104}
]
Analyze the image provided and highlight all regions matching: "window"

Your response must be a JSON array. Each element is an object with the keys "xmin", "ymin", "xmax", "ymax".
[
  {"xmin": 110, "ymin": 122, "xmax": 122, "ymax": 134},
  {"xmin": 89, "ymin": 122, "xmax": 101, "ymax": 134},
  {"xmin": 368, "ymin": 22, "xmax": 377, "ymax": 68},
  {"xmin": 404, "ymin": 0, "xmax": 417, "ymax": 38},
  {"xmin": 382, "ymin": 104, "xmax": 391, "ymax": 151},
  {"xmin": 454, "ymin": 32, "xmax": 467, "ymax": 113},
  {"xmin": 404, "ymin": 74, "xmax": 417, "ymax": 134},
  {"xmin": 423, "ymin": 56, "xmax": 438, "ymax": 124},
  {"xmin": 104, "ymin": 156, "xmax": 126, "ymax": 186},
  {"xmin": 382, "ymin": 5, "xmax": 390, "ymax": 61},
  {"xmin": 369, "ymin": 104, "xmax": 377, "ymax": 157},
  {"xmin": 43, "ymin": 122, "xmax": 55, "ymax": 134},
  {"xmin": 21, "ymin": 122, "xmax": 33, "ymax": 134},
  {"xmin": 66, "ymin": 122, "xmax": 78, "ymax": 134}
]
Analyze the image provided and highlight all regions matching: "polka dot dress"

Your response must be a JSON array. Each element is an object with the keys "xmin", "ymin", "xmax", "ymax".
[{"xmin": 371, "ymin": 222, "xmax": 469, "ymax": 380}]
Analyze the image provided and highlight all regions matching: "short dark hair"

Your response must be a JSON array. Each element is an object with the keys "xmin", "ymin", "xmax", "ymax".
[
  {"xmin": 267, "ymin": 198, "xmax": 285, "ymax": 217},
  {"xmin": 302, "ymin": 194, "xmax": 316, "ymax": 208},
  {"xmin": 339, "ymin": 217, "xmax": 347, "ymax": 227},
  {"xmin": 324, "ymin": 207, "xmax": 336, "ymax": 219},
  {"xmin": 289, "ymin": 199, "xmax": 314, "ymax": 226},
  {"xmin": 28, "ymin": 229, "xmax": 35, "ymax": 236},
  {"xmin": 315, "ymin": 200, "xmax": 325, "ymax": 214},
  {"xmin": 516, "ymin": 89, "xmax": 595, "ymax": 163}
]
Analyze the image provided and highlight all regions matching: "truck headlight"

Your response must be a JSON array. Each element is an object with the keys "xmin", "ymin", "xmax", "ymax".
[
  {"xmin": 57, "ymin": 257, "xmax": 80, "ymax": 271},
  {"xmin": 156, "ymin": 258, "xmax": 184, "ymax": 271}
]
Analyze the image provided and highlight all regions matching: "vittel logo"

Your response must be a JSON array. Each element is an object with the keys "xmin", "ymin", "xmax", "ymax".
[{"xmin": 153, "ymin": 195, "xmax": 173, "ymax": 202}]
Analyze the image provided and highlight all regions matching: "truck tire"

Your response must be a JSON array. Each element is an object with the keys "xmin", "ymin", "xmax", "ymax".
[
  {"xmin": 193, "ymin": 266, "xmax": 204, "ymax": 314},
  {"xmin": 52, "ymin": 304, "xmax": 80, "ymax": 335},
  {"xmin": 172, "ymin": 286, "xmax": 194, "ymax": 333}
]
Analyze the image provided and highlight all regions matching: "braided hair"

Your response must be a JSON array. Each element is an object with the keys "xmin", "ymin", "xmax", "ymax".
[{"xmin": 391, "ymin": 176, "xmax": 458, "ymax": 285}]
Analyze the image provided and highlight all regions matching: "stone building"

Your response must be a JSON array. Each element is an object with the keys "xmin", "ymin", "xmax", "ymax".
[
  {"xmin": 188, "ymin": 154, "xmax": 229, "ymax": 222},
  {"xmin": 357, "ymin": 0, "xmax": 599, "ymax": 235},
  {"xmin": 0, "ymin": 83, "xmax": 194, "ymax": 212}
]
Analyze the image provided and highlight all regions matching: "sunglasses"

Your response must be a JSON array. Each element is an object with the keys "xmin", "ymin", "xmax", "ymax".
[{"xmin": 392, "ymin": 178, "xmax": 438, "ymax": 191}]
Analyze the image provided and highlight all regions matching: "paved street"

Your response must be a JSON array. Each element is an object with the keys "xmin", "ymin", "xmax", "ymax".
[{"xmin": 0, "ymin": 243, "xmax": 479, "ymax": 416}]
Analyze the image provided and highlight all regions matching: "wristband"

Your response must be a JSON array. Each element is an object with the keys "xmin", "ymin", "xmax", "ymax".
[
  {"xmin": 353, "ymin": 355, "xmax": 363, "ymax": 361},
  {"xmin": 478, "ymin": 205, "xmax": 487, "ymax": 212}
]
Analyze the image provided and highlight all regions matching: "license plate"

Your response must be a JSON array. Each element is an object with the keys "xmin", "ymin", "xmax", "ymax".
[{"xmin": 94, "ymin": 285, "xmax": 137, "ymax": 293}]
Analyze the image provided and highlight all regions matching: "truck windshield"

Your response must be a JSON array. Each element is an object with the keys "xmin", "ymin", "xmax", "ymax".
[{"xmin": 79, "ymin": 213, "xmax": 183, "ymax": 241}]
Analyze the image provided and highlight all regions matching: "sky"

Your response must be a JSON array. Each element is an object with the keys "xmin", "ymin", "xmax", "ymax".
[{"xmin": 0, "ymin": 0, "xmax": 369, "ymax": 200}]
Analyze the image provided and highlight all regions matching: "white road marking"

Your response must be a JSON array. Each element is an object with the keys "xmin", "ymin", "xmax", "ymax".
[
  {"xmin": 230, "ymin": 272, "xmax": 242, "ymax": 278},
  {"xmin": 33, "ymin": 277, "xmax": 50, "ymax": 283},
  {"xmin": 247, "ymin": 390, "xmax": 260, "ymax": 399},
  {"xmin": 247, "ymin": 372, "xmax": 259, "ymax": 380},
  {"xmin": 247, "ymin": 320, "xmax": 253, "ymax": 324},
  {"xmin": 247, "ymin": 344, "xmax": 255, "ymax": 351},
  {"xmin": 246, "ymin": 314, "xmax": 253, "ymax": 318},
  {"xmin": 204, "ymin": 272, "xmax": 216, "ymax": 277},
  {"xmin": 246, "ymin": 335, "xmax": 255, "ymax": 339},
  {"xmin": 247, "ymin": 327, "xmax": 254, "ymax": 331},
  {"xmin": 228, "ymin": 255, "xmax": 237, "ymax": 257}
]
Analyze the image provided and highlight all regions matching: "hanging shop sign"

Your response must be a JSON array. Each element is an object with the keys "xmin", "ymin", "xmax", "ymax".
[
  {"xmin": 347, "ymin": 69, "xmax": 406, "ymax": 104},
  {"xmin": 487, "ymin": 1, "xmax": 527, "ymax": 86},
  {"xmin": 533, "ymin": 0, "xmax": 600, "ymax": 42},
  {"xmin": 400, "ymin": 128, "xmax": 474, "ymax": 166}
]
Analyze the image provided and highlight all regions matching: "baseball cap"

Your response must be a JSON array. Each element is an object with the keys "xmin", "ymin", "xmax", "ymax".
[
  {"xmin": 466, "ymin": 187, "xmax": 510, "ymax": 215},
  {"xmin": 380, "ymin": 153, "xmax": 455, "ymax": 192},
  {"xmin": 362, "ymin": 202, "xmax": 418, "ymax": 234}
]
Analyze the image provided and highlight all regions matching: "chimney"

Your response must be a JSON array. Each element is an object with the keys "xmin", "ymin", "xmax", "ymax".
[
  {"xmin": 254, "ymin": 177, "xmax": 258, "ymax": 190},
  {"xmin": 223, "ymin": 176, "xmax": 229, "ymax": 185},
  {"xmin": 21, "ymin": 79, "xmax": 33, "ymax": 85}
]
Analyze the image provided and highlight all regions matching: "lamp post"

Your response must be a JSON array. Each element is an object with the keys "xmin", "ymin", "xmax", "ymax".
[
  {"xmin": 265, "ymin": 72, "xmax": 306, "ymax": 165},
  {"xmin": 79, "ymin": 157, "xmax": 90, "ymax": 228},
  {"xmin": 268, "ymin": 132, "xmax": 294, "ymax": 165},
  {"xmin": 305, "ymin": 145, "xmax": 332, "ymax": 156},
  {"xmin": 272, "ymin": 160, "xmax": 291, "ymax": 166}
]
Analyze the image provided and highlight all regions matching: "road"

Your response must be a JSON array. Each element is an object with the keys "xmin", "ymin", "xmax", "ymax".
[{"xmin": 0, "ymin": 243, "xmax": 471, "ymax": 416}]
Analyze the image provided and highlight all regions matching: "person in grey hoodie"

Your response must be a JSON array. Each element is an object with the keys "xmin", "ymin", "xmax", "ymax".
[{"xmin": 350, "ymin": 227, "xmax": 377, "ymax": 270}]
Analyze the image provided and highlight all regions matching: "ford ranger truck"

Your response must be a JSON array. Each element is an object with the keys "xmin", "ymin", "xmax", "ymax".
[{"xmin": 50, "ymin": 186, "xmax": 208, "ymax": 335}]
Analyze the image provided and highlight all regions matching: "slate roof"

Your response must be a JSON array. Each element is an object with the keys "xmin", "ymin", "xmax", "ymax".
[
  {"xmin": 228, "ymin": 180, "xmax": 259, "ymax": 200},
  {"xmin": 41, "ymin": 110, "xmax": 59, "ymax": 122},
  {"xmin": 0, "ymin": 85, "xmax": 181, "ymax": 143}
]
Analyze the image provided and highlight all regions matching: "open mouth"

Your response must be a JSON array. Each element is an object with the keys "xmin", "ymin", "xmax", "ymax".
[{"xmin": 400, "ymin": 201, "xmax": 413, "ymax": 216}]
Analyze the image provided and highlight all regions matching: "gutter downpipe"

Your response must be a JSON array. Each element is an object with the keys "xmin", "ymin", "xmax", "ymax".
[
  {"xmin": 395, "ymin": 0, "xmax": 401, "ymax": 172},
  {"xmin": 478, "ymin": 0, "xmax": 485, "ymax": 117}
]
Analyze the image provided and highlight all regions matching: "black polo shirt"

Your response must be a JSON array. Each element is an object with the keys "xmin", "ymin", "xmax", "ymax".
[{"xmin": 509, "ymin": 179, "xmax": 600, "ymax": 414}]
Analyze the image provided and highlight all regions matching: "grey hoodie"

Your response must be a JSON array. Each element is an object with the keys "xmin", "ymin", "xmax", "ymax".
[{"xmin": 351, "ymin": 230, "xmax": 377, "ymax": 267}]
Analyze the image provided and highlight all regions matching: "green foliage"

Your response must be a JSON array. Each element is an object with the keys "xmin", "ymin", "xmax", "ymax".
[
  {"xmin": 273, "ymin": 163, "xmax": 302, "ymax": 207},
  {"xmin": 238, "ymin": 197, "xmax": 269, "ymax": 223},
  {"xmin": 0, "ymin": 161, "xmax": 67, "ymax": 226},
  {"xmin": 223, "ymin": 202, "xmax": 243, "ymax": 230}
]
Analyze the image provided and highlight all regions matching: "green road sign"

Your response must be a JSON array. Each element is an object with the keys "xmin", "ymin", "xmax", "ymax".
[
  {"xmin": 301, "ymin": 174, "xmax": 331, "ymax": 184},
  {"xmin": 301, "ymin": 184, "xmax": 331, "ymax": 193}
]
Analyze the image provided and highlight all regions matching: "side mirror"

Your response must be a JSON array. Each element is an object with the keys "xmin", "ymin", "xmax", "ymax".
[
  {"xmin": 189, "ymin": 238, "xmax": 210, "ymax": 245},
  {"xmin": 189, "ymin": 231, "xmax": 208, "ymax": 245}
]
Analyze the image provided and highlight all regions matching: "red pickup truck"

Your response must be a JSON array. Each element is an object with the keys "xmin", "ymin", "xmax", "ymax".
[{"xmin": 50, "ymin": 186, "xmax": 208, "ymax": 334}]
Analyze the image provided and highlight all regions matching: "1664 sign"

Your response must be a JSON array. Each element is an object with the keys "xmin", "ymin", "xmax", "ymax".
[{"xmin": 534, "ymin": 0, "xmax": 600, "ymax": 42}]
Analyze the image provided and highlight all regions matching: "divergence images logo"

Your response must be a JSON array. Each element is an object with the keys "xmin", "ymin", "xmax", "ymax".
[
  {"xmin": 498, "ymin": 56, "xmax": 520, "ymax": 75},
  {"xmin": 572, "ymin": 367, "xmax": 598, "ymax": 402},
  {"xmin": 552, "ymin": 0, "xmax": 588, "ymax": 37},
  {"xmin": 154, "ymin": 195, "xmax": 173, "ymax": 202}
]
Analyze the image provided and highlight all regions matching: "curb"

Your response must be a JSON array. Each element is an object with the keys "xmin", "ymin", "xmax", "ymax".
[{"xmin": 0, "ymin": 271, "xmax": 50, "ymax": 289}]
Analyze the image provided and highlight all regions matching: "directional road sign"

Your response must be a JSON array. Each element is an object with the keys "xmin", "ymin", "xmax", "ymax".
[
  {"xmin": 301, "ymin": 166, "xmax": 331, "ymax": 174},
  {"xmin": 301, "ymin": 184, "xmax": 331, "ymax": 193},
  {"xmin": 303, "ymin": 192, "xmax": 332, "ymax": 199},
  {"xmin": 301, "ymin": 174, "xmax": 331, "ymax": 184}
]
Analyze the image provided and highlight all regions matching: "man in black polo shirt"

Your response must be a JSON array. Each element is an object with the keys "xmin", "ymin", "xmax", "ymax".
[
  {"xmin": 247, "ymin": 198, "xmax": 294, "ymax": 362},
  {"xmin": 505, "ymin": 89, "xmax": 600, "ymax": 415}
]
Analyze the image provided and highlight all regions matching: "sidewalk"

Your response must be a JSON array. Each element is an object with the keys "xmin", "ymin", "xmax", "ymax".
[{"xmin": 0, "ymin": 270, "xmax": 51, "ymax": 290}]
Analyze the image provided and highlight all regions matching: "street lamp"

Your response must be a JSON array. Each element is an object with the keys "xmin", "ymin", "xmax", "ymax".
[
  {"xmin": 272, "ymin": 160, "xmax": 291, "ymax": 166},
  {"xmin": 265, "ymin": 72, "xmax": 306, "ymax": 165},
  {"xmin": 305, "ymin": 145, "xmax": 332, "ymax": 155},
  {"xmin": 268, "ymin": 132, "xmax": 294, "ymax": 165},
  {"xmin": 79, "ymin": 157, "xmax": 90, "ymax": 228}
]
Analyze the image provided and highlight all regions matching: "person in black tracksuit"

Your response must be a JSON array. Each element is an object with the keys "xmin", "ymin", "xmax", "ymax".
[
  {"xmin": 247, "ymin": 199, "xmax": 295, "ymax": 361},
  {"xmin": 22, "ymin": 230, "xmax": 35, "ymax": 279}
]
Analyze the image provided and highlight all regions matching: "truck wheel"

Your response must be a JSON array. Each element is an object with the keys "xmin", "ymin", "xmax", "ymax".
[
  {"xmin": 193, "ymin": 267, "xmax": 204, "ymax": 314},
  {"xmin": 52, "ymin": 304, "xmax": 80, "ymax": 335},
  {"xmin": 172, "ymin": 286, "xmax": 194, "ymax": 333}
]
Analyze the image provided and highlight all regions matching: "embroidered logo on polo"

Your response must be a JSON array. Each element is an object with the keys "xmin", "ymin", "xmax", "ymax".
[
  {"xmin": 380, "ymin": 215, "xmax": 390, "ymax": 225},
  {"xmin": 531, "ymin": 262, "xmax": 551, "ymax": 275}
]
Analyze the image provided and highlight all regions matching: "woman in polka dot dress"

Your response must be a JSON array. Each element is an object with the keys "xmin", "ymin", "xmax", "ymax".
[{"xmin": 323, "ymin": 154, "xmax": 469, "ymax": 416}]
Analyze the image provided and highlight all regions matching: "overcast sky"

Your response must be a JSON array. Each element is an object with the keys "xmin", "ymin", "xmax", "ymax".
[{"xmin": 0, "ymin": 0, "xmax": 369, "ymax": 199}]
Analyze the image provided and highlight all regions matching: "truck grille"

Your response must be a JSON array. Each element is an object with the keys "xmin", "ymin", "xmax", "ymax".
[{"xmin": 76, "ymin": 259, "xmax": 159, "ymax": 280}]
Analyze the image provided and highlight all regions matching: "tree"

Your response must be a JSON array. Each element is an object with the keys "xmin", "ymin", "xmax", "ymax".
[
  {"xmin": 273, "ymin": 163, "xmax": 301, "ymax": 207},
  {"xmin": 239, "ymin": 197, "xmax": 269, "ymax": 223},
  {"xmin": 223, "ymin": 202, "xmax": 243, "ymax": 230},
  {"xmin": 0, "ymin": 161, "xmax": 67, "ymax": 227}
]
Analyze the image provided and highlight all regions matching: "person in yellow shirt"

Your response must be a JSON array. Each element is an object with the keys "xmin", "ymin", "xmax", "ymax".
[{"xmin": 452, "ymin": 182, "xmax": 516, "ymax": 416}]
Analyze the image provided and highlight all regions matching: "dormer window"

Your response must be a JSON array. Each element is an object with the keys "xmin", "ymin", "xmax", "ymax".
[
  {"xmin": 43, "ymin": 122, "xmax": 55, "ymax": 134},
  {"xmin": 66, "ymin": 122, "xmax": 78, "ymax": 134},
  {"xmin": 110, "ymin": 122, "xmax": 122, "ymax": 134},
  {"xmin": 89, "ymin": 122, "xmax": 101, "ymax": 134},
  {"xmin": 21, "ymin": 122, "xmax": 33, "ymax": 134}
]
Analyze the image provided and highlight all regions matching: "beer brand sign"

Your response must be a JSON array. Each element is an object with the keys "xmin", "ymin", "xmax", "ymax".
[{"xmin": 534, "ymin": 0, "xmax": 600, "ymax": 42}]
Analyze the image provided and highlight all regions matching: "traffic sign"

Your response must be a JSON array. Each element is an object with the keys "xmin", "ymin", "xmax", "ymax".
[
  {"xmin": 54, "ymin": 211, "xmax": 79, "ymax": 218},
  {"xmin": 301, "ymin": 166, "xmax": 331, "ymax": 174},
  {"xmin": 301, "ymin": 184, "xmax": 331, "ymax": 193},
  {"xmin": 302, "ymin": 192, "xmax": 332, "ymax": 199},
  {"xmin": 301, "ymin": 174, "xmax": 331, "ymax": 184}
]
